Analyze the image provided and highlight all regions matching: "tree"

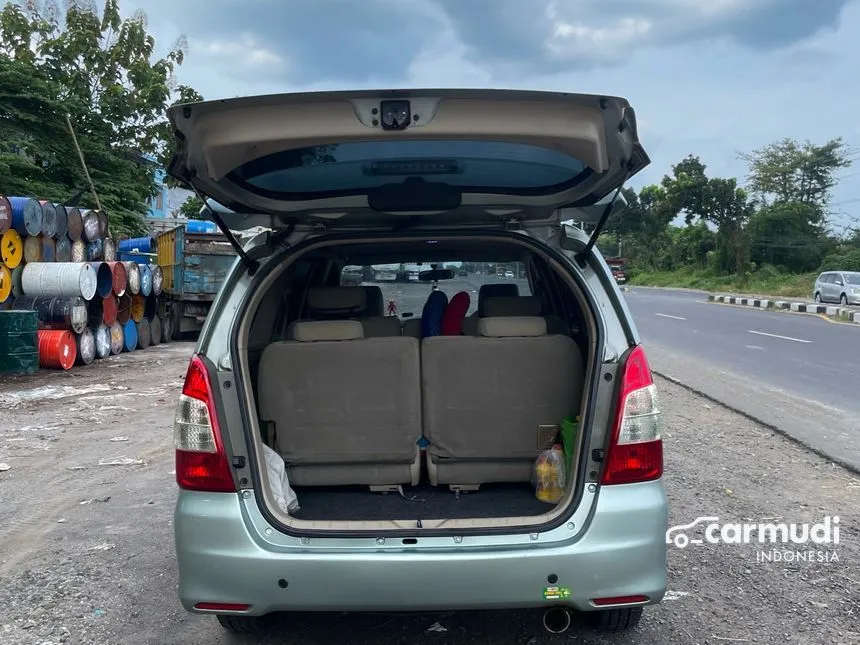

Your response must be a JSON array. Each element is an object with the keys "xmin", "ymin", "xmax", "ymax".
[
  {"xmin": 747, "ymin": 202, "xmax": 831, "ymax": 272},
  {"xmin": 740, "ymin": 138, "xmax": 852, "ymax": 210},
  {"xmin": 178, "ymin": 195, "xmax": 204, "ymax": 220},
  {"xmin": 659, "ymin": 156, "xmax": 754, "ymax": 277},
  {"xmin": 0, "ymin": 0, "xmax": 200, "ymax": 234}
]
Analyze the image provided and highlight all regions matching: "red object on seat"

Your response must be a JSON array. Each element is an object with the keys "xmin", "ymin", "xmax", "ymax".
[{"xmin": 441, "ymin": 291, "xmax": 471, "ymax": 335}]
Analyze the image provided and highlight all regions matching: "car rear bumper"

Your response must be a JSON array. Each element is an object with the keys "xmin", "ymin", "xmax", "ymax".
[{"xmin": 174, "ymin": 480, "xmax": 668, "ymax": 615}]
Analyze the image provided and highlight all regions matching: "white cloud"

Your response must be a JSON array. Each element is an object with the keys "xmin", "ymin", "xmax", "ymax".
[{"xmin": 120, "ymin": 0, "xmax": 860, "ymax": 227}]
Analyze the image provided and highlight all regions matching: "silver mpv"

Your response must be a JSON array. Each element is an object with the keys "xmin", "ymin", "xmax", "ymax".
[{"xmin": 167, "ymin": 89, "xmax": 668, "ymax": 636}]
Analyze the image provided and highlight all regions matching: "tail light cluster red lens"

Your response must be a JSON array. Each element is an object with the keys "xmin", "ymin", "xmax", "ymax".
[
  {"xmin": 601, "ymin": 345, "xmax": 663, "ymax": 485},
  {"xmin": 174, "ymin": 355, "xmax": 236, "ymax": 493}
]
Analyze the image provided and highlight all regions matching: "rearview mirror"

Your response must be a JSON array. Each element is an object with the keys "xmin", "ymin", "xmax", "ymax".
[{"xmin": 419, "ymin": 269, "xmax": 455, "ymax": 282}]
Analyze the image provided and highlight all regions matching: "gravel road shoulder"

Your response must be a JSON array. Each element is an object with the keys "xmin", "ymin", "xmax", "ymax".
[{"xmin": 0, "ymin": 343, "xmax": 857, "ymax": 644}]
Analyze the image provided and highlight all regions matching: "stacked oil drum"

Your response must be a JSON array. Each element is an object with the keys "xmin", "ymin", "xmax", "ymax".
[{"xmin": 0, "ymin": 194, "xmax": 168, "ymax": 374}]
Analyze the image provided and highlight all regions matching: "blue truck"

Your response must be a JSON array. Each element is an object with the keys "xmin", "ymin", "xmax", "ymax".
[{"xmin": 155, "ymin": 225, "xmax": 238, "ymax": 339}]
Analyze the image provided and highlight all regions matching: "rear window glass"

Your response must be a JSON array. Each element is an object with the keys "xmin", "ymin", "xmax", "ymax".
[
  {"xmin": 230, "ymin": 141, "xmax": 590, "ymax": 198},
  {"xmin": 341, "ymin": 263, "xmax": 530, "ymax": 317}
]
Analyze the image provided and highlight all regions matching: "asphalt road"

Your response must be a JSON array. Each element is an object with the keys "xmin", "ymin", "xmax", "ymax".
[
  {"xmin": 1, "ymin": 343, "xmax": 858, "ymax": 644},
  {"xmin": 625, "ymin": 287, "xmax": 860, "ymax": 472}
]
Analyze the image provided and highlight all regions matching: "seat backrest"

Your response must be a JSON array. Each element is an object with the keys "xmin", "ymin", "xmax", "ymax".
[
  {"xmin": 402, "ymin": 318, "xmax": 422, "ymax": 338},
  {"xmin": 482, "ymin": 295, "xmax": 541, "ymax": 317},
  {"xmin": 305, "ymin": 286, "xmax": 400, "ymax": 337},
  {"xmin": 361, "ymin": 316, "xmax": 403, "ymax": 337},
  {"xmin": 421, "ymin": 316, "xmax": 584, "ymax": 469},
  {"xmin": 361, "ymin": 286, "xmax": 385, "ymax": 317},
  {"xmin": 258, "ymin": 320, "xmax": 422, "ymax": 472},
  {"xmin": 482, "ymin": 295, "xmax": 569, "ymax": 335},
  {"xmin": 477, "ymin": 283, "xmax": 519, "ymax": 317},
  {"xmin": 306, "ymin": 286, "xmax": 366, "ymax": 320}
]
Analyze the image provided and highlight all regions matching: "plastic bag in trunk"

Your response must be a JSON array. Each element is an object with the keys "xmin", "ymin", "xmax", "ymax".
[
  {"xmin": 533, "ymin": 444, "xmax": 565, "ymax": 504},
  {"xmin": 263, "ymin": 443, "xmax": 300, "ymax": 514}
]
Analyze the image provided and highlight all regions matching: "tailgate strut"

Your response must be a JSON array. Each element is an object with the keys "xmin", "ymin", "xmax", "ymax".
[
  {"xmin": 575, "ymin": 166, "xmax": 632, "ymax": 268},
  {"xmin": 201, "ymin": 203, "xmax": 260, "ymax": 276}
]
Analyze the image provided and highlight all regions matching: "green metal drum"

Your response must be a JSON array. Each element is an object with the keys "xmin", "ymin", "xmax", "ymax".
[{"xmin": 0, "ymin": 309, "xmax": 39, "ymax": 374}]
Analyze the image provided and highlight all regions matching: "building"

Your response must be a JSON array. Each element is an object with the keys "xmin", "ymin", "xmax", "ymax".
[{"xmin": 140, "ymin": 154, "xmax": 197, "ymax": 232}]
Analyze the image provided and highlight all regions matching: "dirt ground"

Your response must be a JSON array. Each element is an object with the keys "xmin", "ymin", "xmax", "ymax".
[{"xmin": 0, "ymin": 342, "xmax": 858, "ymax": 645}]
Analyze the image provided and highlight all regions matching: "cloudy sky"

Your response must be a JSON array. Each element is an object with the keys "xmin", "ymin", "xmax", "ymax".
[{"xmin": 128, "ymin": 0, "xmax": 859, "ymax": 231}]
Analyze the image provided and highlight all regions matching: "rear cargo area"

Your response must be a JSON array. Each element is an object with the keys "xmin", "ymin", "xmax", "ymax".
[
  {"xmin": 242, "ymin": 238, "xmax": 595, "ymax": 528},
  {"xmin": 293, "ymin": 483, "xmax": 552, "ymax": 521}
]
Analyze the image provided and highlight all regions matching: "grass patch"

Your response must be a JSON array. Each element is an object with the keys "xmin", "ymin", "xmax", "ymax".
[{"xmin": 628, "ymin": 269, "xmax": 817, "ymax": 298}]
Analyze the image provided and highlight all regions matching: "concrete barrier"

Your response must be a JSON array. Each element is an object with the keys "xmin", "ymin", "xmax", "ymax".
[{"xmin": 710, "ymin": 295, "xmax": 860, "ymax": 325}]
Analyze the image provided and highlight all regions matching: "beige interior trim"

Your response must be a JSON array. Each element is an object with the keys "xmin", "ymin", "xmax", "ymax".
[
  {"xmin": 181, "ymin": 97, "xmax": 608, "ymax": 182},
  {"xmin": 238, "ymin": 233, "xmax": 597, "ymax": 532}
]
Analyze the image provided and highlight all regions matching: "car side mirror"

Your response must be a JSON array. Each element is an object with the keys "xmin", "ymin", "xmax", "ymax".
[{"xmin": 835, "ymin": 280, "xmax": 843, "ymax": 286}]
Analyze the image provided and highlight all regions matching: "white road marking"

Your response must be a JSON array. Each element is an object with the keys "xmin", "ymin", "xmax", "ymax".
[
  {"xmin": 745, "ymin": 345, "xmax": 765, "ymax": 351},
  {"xmin": 655, "ymin": 313, "xmax": 687, "ymax": 320},
  {"xmin": 748, "ymin": 330, "xmax": 811, "ymax": 344}
]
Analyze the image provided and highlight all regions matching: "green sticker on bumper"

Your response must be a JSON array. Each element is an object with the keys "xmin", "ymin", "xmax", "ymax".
[{"xmin": 543, "ymin": 586, "xmax": 571, "ymax": 600}]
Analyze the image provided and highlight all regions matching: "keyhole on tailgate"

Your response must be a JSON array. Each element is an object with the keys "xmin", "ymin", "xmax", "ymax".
[
  {"xmin": 278, "ymin": 579, "xmax": 288, "ymax": 588},
  {"xmin": 547, "ymin": 574, "xmax": 558, "ymax": 584}
]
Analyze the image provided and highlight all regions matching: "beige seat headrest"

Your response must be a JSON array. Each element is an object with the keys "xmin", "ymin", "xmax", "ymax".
[
  {"xmin": 307, "ymin": 287, "xmax": 366, "ymax": 314},
  {"xmin": 292, "ymin": 320, "xmax": 364, "ymax": 342},
  {"xmin": 482, "ymin": 296, "xmax": 542, "ymax": 317},
  {"xmin": 478, "ymin": 316, "xmax": 547, "ymax": 338}
]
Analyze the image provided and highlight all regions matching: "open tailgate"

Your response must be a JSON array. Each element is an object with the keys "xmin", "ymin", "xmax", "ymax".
[{"xmin": 167, "ymin": 89, "xmax": 649, "ymax": 230}]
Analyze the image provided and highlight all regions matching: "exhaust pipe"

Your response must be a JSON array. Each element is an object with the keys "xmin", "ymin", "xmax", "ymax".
[{"xmin": 542, "ymin": 607, "xmax": 572, "ymax": 633}]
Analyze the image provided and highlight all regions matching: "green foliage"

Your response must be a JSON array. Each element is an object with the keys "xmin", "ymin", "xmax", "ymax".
[
  {"xmin": 0, "ymin": 0, "xmax": 201, "ymax": 235},
  {"xmin": 620, "ymin": 136, "xmax": 853, "ymax": 293},
  {"xmin": 819, "ymin": 249, "xmax": 860, "ymax": 272},
  {"xmin": 740, "ymin": 138, "xmax": 851, "ymax": 211},
  {"xmin": 178, "ymin": 195, "xmax": 205, "ymax": 220},
  {"xmin": 629, "ymin": 268, "xmax": 819, "ymax": 298},
  {"xmin": 747, "ymin": 202, "xmax": 832, "ymax": 272}
]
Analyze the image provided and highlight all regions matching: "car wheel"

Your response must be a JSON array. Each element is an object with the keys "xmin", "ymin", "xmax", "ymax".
[
  {"xmin": 840, "ymin": 294, "xmax": 848, "ymax": 305},
  {"xmin": 814, "ymin": 293, "xmax": 822, "ymax": 303},
  {"xmin": 589, "ymin": 606, "xmax": 643, "ymax": 632},
  {"xmin": 216, "ymin": 614, "xmax": 266, "ymax": 634}
]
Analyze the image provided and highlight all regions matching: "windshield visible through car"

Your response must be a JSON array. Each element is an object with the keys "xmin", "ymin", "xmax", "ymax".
[{"xmin": 341, "ymin": 262, "xmax": 530, "ymax": 317}]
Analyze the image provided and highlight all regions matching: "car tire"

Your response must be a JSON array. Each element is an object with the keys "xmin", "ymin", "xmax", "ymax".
[
  {"xmin": 840, "ymin": 294, "xmax": 848, "ymax": 305},
  {"xmin": 216, "ymin": 614, "xmax": 265, "ymax": 634},
  {"xmin": 589, "ymin": 606, "xmax": 643, "ymax": 632},
  {"xmin": 814, "ymin": 293, "xmax": 822, "ymax": 303}
]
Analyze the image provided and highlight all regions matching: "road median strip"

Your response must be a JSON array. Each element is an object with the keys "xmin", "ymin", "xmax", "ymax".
[{"xmin": 708, "ymin": 294, "xmax": 860, "ymax": 324}]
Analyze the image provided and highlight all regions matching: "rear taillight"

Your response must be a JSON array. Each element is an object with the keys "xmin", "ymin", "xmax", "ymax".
[
  {"xmin": 601, "ymin": 344, "xmax": 663, "ymax": 485},
  {"xmin": 174, "ymin": 355, "xmax": 236, "ymax": 493}
]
